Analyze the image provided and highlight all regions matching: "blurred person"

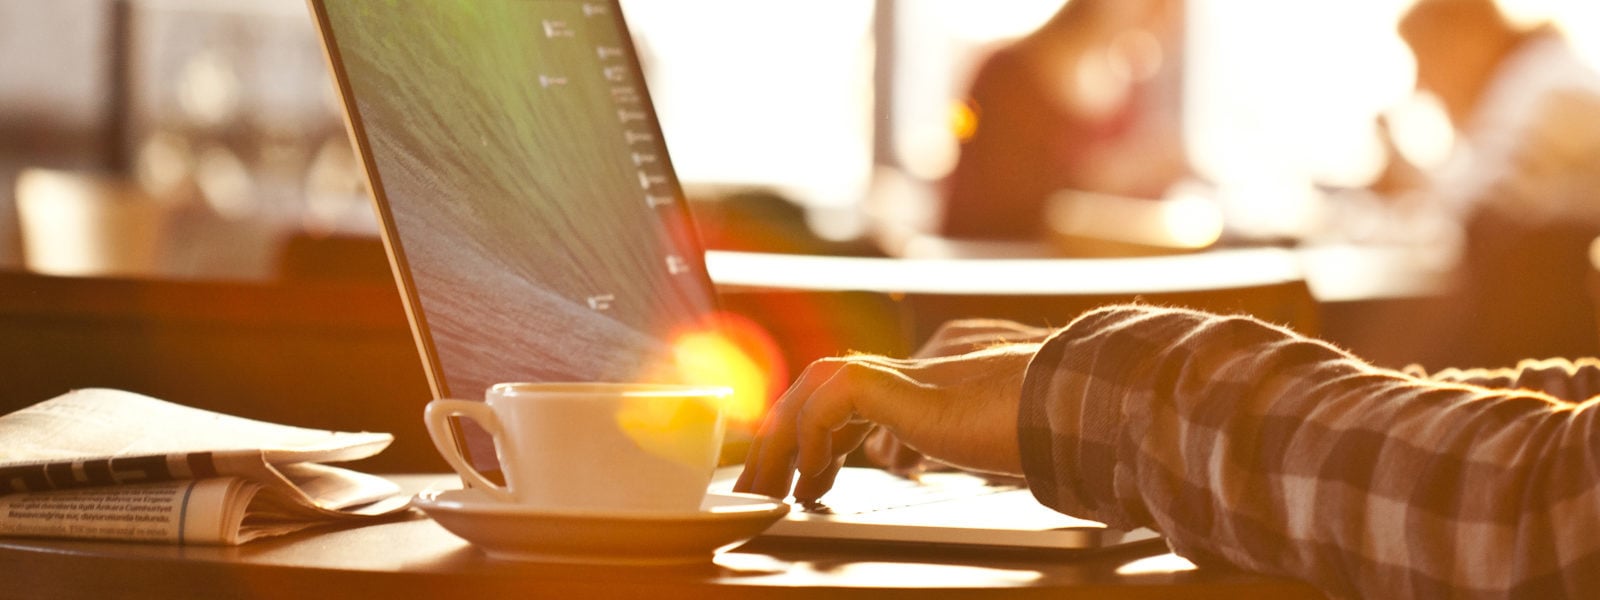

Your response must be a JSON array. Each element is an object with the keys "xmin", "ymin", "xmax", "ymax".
[
  {"xmin": 1394, "ymin": 0, "xmax": 1600, "ymax": 219},
  {"xmin": 736, "ymin": 306, "xmax": 1600, "ymax": 598},
  {"xmin": 938, "ymin": 0, "xmax": 1188, "ymax": 241},
  {"xmin": 1377, "ymin": 0, "xmax": 1600, "ymax": 368}
]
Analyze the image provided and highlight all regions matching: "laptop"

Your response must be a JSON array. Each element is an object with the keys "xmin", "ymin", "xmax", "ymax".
[{"xmin": 307, "ymin": 0, "xmax": 1158, "ymax": 552}]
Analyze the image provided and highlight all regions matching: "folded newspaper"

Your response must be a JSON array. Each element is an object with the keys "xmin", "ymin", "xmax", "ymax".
[{"xmin": 0, "ymin": 388, "xmax": 409, "ymax": 545}]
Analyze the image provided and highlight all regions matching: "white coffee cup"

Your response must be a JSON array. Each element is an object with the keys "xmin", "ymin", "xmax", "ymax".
[{"xmin": 424, "ymin": 383, "xmax": 729, "ymax": 513}]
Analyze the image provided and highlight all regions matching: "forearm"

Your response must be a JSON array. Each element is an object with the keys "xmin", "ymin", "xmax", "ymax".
[{"xmin": 1019, "ymin": 305, "xmax": 1600, "ymax": 598}]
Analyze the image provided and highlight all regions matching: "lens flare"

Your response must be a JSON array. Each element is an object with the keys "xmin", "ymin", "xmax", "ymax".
[{"xmin": 669, "ymin": 312, "xmax": 786, "ymax": 425}]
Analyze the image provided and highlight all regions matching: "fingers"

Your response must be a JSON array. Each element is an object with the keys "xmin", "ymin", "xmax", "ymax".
[
  {"xmin": 792, "ymin": 361, "xmax": 892, "ymax": 477},
  {"xmin": 931, "ymin": 318, "xmax": 1044, "ymax": 339},
  {"xmin": 792, "ymin": 421, "xmax": 872, "ymax": 502},
  {"xmin": 738, "ymin": 341, "xmax": 1035, "ymax": 503},
  {"xmin": 734, "ymin": 359, "xmax": 848, "ymax": 499},
  {"xmin": 735, "ymin": 357, "xmax": 903, "ymax": 502},
  {"xmin": 732, "ymin": 438, "xmax": 794, "ymax": 499}
]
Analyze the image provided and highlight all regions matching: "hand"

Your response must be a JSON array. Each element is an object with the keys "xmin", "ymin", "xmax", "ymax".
[
  {"xmin": 733, "ymin": 341, "xmax": 1039, "ymax": 503},
  {"xmin": 863, "ymin": 319, "xmax": 1054, "ymax": 477}
]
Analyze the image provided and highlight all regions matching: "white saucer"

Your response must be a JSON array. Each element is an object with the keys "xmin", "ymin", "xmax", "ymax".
[{"xmin": 412, "ymin": 488, "xmax": 788, "ymax": 565}]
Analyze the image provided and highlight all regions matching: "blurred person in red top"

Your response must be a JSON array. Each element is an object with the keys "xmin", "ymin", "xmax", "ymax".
[{"xmin": 939, "ymin": 0, "xmax": 1188, "ymax": 241}]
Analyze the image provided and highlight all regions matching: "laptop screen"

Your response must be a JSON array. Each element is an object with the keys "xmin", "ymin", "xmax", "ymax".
[{"xmin": 314, "ymin": 0, "xmax": 717, "ymax": 406}]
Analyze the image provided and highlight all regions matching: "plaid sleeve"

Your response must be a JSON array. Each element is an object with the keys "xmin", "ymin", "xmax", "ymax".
[{"xmin": 1019, "ymin": 304, "xmax": 1600, "ymax": 599}]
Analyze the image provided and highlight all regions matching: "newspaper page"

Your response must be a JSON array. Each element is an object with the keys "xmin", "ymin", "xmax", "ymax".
[
  {"xmin": 0, "ymin": 388, "xmax": 393, "ymax": 466},
  {"xmin": 0, "ymin": 478, "xmax": 253, "ymax": 544},
  {"xmin": 0, "ymin": 388, "xmax": 410, "ymax": 544}
]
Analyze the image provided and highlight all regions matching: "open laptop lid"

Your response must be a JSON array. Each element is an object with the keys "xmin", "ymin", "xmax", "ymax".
[{"xmin": 308, "ymin": 0, "xmax": 720, "ymax": 467}]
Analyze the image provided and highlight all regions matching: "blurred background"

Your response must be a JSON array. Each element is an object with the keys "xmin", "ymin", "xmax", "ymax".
[{"xmin": 3, "ymin": 0, "xmax": 1600, "ymax": 437}]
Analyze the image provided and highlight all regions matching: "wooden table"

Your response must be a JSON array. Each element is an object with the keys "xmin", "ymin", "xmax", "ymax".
[{"xmin": 2, "ymin": 476, "xmax": 1324, "ymax": 599}]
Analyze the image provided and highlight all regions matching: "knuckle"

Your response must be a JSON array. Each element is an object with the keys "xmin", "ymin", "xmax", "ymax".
[{"xmin": 836, "ymin": 359, "xmax": 884, "ymax": 380}]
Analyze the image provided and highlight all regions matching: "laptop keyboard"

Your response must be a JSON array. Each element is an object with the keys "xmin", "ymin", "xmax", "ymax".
[{"xmin": 801, "ymin": 470, "xmax": 1023, "ymax": 516}]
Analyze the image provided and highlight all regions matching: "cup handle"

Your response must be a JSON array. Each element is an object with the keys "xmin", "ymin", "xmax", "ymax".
[{"xmin": 424, "ymin": 399, "xmax": 514, "ymax": 503}]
